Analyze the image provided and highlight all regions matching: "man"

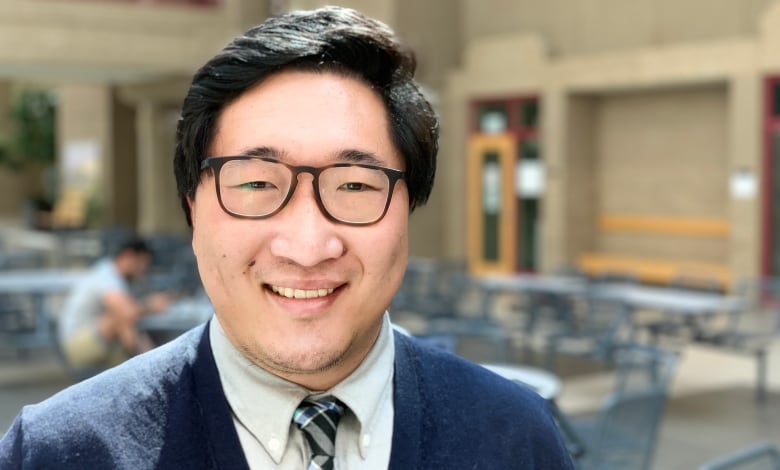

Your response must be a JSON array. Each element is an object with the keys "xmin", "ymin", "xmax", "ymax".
[
  {"xmin": 0, "ymin": 7, "xmax": 574, "ymax": 469},
  {"xmin": 57, "ymin": 237, "xmax": 171, "ymax": 369}
]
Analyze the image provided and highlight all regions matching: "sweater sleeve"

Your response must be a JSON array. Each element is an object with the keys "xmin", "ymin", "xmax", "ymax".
[{"xmin": 0, "ymin": 411, "xmax": 25, "ymax": 469}]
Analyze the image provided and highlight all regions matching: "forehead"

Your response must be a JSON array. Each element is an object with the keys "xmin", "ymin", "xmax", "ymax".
[{"xmin": 210, "ymin": 70, "xmax": 402, "ymax": 168}]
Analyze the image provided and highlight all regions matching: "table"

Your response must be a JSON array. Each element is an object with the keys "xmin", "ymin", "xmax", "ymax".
[
  {"xmin": 590, "ymin": 283, "xmax": 744, "ymax": 317},
  {"xmin": 138, "ymin": 296, "xmax": 213, "ymax": 344},
  {"xmin": 0, "ymin": 269, "xmax": 85, "ymax": 294},
  {"xmin": 478, "ymin": 274, "xmax": 743, "ymax": 325},
  {"xmin": 478, "ymin": 274, "xmax": 587, "ymax": 297},
  {"xmin": 476, "ymin": 274, "xmax": 588, "ymax": 332},
  {"xmin": 481, "ymin": 363, "xmax": 562, "ymax": 400},
  {"xmin": 0, "ymin": 269, "xmax": 86, "ymax": 350},
  {"xmin": 588, "ymin": 283, "xmax": 745, "ymax": 339}
]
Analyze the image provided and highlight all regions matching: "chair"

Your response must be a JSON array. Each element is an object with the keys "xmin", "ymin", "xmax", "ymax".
[
  {"xmin": 513, "ymin": 264, "xmax": 585, "ymax": 336},
  {"xmin": 392, "ymin": 257, "xmax": 469, "ymax": 318},
  {"xmin": 412, "ymin": 333, "xmax": 457, "ymax": 353},
  {"xmin": 609, "ymin": 343, "xmax": 679, "ymax": 394},
  {"xmin": 424, "ymin": 272, "xmax": 511, "ymax": 362},
  {"xmin": 0, "ymin": 293, "xmax": 37, "ymax": 355},
  {"xmin": 692, "ymin": 277, "xmax": 780, "ymax": 401},
  {"xmin": 698, "ymin": 442, "xmax": 780, "ymax": 470},
  {"xmin": 136, "ymin": 233, "xmax": 197, "ymax": 295},
  {"xmin": 558, "ymin": 345, "xmax": 678, "ymax": 470},
  {"xmin": 543, "ymin": 275, "xmax": 636, "ymax": 371},
  {"xmin": 393, "ymin": 258, "xmax": 510, "ymax": 361}
]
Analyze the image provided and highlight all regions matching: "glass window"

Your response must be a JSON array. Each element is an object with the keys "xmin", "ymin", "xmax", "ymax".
[
  {"xmin": 519, "ymin": 139, "xmax": 539, "ymax": 161},
  {"xmin": 519, "ymin": 101, "xmax": 539, "ymax": 127},
  {"xmin": 478, "ymin": 105, "xmax": 508, "ymax": 133}
]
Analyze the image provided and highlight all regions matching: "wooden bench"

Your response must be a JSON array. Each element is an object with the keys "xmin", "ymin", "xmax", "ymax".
[
  {"xmin": 576, "ymin": 252, "xmax": 732, "ymax": 290},
  {"xmin": 577, "ymin": 213, "xmax": 732, "ymax": 289}
]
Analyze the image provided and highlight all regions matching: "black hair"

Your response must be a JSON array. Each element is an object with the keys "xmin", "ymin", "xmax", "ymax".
[
  {"xmin": 173, "ymin": 6, "xmax": 438, "ymax": 226},
  {"xmin": 114, "ymin": 237, "xmax": 151, "ymax": 258}
]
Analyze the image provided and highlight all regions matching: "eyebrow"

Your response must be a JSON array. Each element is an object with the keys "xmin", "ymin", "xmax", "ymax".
[
  {"xmin": 237, "ymin": 146, "xmax": 387, "ymax": 166},
  {"xmin": 239, "ymin": 146, "xmax": 285, "ymax": 159},
  {"xmin": 338, "ymin": 149, "xmax": 386, "ymax": 166}
]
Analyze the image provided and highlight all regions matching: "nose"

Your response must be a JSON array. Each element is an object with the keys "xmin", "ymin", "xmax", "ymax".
[{"xmin": 268, "ymin": 174, "xmax": 345, "ymax": 267}]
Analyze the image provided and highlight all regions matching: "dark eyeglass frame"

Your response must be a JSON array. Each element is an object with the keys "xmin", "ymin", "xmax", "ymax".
[{"xmin": 200, "ymin": 156, "xmax": 406, "ymax": 226}]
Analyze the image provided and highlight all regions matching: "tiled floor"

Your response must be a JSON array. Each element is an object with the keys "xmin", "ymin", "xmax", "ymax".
[{"xmin": 1, "ymin": 339, "xmax": 779, "ymax": 469}]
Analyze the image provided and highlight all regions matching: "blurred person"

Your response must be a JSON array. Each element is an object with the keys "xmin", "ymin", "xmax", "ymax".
[
  {"xmin": 0, "ymin": 6, "xmax": 574, "ymax": 469},
  {"xmin": 57, "ymin": 237, "xmax": 171, "ymax": 368}
]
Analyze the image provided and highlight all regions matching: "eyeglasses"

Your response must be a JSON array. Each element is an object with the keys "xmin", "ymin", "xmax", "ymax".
[{"xmin": 200, "ymin": 156, "xmax": 406, "ymax": 225}]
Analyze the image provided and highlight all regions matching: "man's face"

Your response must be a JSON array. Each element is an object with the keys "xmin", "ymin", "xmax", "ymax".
[
  {"xmin": 189, "ymin": 70, "xmax": 409, "ymax": 390},
  {"xmin": 118, "ymin": 251, "xmax": 151, "ymax": 282}
]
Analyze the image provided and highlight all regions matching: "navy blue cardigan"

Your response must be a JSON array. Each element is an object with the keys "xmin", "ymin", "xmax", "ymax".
[{"xmin": 0, "ymin": 323, "xmax": 574, "ymax": 469}]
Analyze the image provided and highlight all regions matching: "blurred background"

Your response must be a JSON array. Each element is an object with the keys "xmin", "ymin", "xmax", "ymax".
[
  {"xmin": 3, "ymin": 0, "xmax": 780, "ymax": 468},
  {"xmin": 0, "ymin": 0, "xmax": 777, "ymax": 284}
]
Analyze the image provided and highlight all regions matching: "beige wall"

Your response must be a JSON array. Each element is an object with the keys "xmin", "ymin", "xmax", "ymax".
[
  {"xmin": 462, "ymin": 0, "xmax": 773, "ymax": 57},
  {"xmin": 593, "ymin": 85, "xmax": 729, "ymax": 263},
  {"xmin": 564, "ymin": 95, "xmax": 598, "ymax": 263},
  {"xmin": 0, "ymin": 1, "xmax": 237, "ymax": 82},
  {"xmin": 595, "ymin": 86, "xmax": 728, "ymax": 217},
  {"xmin": 287, "ymin": 0, "xmax": 394, "ymax": 23}
]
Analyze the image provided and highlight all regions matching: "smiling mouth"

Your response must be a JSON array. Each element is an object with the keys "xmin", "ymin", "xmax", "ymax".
[{"xmin": 268, "ymin": 285, "xmax": 336, "ymax": 299}]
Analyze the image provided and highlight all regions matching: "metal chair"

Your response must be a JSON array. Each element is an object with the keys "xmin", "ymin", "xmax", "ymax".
[
  {"xmin": 698, "ymin": 442, "xmax": 780, "ymax": 470},
  {"xmin": 135, "ymin": 233, "xmax": 198, "ymax": 295},
  {"xmin": 0, "ymin": 293, "xmax": 37, "ymax": 355},
  {"xmin": 393, "ymin": 258, "xmax": 510, "ymax": 361},
  {"xmin": 543, "ymin": 275, "xmax": 636, "ymax": 371},
  {"xmin": 559, "ymin": 345, "xmax": 678, "ymax": 470},
  {"xmin": 692, "ymin": 277, "xmax": 780, "ymax": 401}
]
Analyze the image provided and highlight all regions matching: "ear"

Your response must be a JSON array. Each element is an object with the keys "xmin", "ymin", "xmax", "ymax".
[
  {"xmin": 187, "ymin": 195, "xmax": 196, "ymax": 221},
  {"xmin": 187, "ymin": 195, "xmax": 198, "ymax": 253}
]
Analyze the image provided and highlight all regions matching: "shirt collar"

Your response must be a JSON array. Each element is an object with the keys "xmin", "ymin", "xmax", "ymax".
[{"xmin": 210, "ymin": 313, "xmax": 395, "ymax": 463}]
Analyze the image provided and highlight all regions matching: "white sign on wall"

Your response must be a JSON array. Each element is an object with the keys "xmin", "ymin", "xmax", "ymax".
[
  {"xmin": 516, "ymin": 160, "xmax": 546, "ymax": 198},
  {"xmin": 729, "ymin": 168, "xmax": 757, "ymax": 200}
]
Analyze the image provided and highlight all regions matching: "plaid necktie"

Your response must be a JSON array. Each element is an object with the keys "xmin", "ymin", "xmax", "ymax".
[{"xmin": 293, "ymin": 396, "xmax": 346, "ymax": 470}]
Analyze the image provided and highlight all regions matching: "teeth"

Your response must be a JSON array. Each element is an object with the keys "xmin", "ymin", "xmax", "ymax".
[{"xmin": 270, "ymin": 285, "xmax": 335, "ymax": 299}]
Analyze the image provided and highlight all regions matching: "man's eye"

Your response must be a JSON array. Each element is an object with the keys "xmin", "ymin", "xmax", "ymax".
[
  {"xmin": 237, "ymin": 181, "xmax": 274, "ymax": 190},
  {"xmin": 339, "ymin": 182, "xmax": 373, "ymax": 191}
]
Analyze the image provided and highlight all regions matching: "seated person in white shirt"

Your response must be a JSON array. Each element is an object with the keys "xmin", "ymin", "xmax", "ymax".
[{"xmin": 57, "ymin": 237, "xmax": 171, "ymax": 368}]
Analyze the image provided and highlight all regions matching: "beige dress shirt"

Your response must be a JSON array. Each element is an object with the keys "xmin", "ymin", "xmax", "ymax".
[{"xmin": 210, "ymin": 313, "xmax": 395, "ymax": 469}]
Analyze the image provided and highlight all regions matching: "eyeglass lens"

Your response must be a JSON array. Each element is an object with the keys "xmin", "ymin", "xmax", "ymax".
[{"xmin": 217, "ymin": 158, "xmax": 394, "ymax": 223}]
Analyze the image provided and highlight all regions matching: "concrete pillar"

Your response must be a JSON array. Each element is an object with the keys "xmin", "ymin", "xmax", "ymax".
[
  {"xmin": 440, "ymin": 74, "xmax": 469, "ymax": 260},
  {"xmin": 135, "ymin": 101, "xmax": 187, "ymax": 235},
  {"xmin": 56, "ymin": 84, "xmax": 113, "ymax": 228},
  {"xmin": 539, "ymin": 87, "xmax": 569, "ymax": 273},
  {"xmin": 728, "ymin": 75, "xmax": 762, "ymax": 282}
]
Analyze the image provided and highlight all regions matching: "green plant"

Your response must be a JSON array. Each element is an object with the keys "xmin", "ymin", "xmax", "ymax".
[{"xmin": 0, "ymin": 90, "xmax": 56, "ymax": 171}]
